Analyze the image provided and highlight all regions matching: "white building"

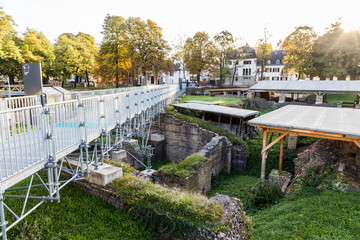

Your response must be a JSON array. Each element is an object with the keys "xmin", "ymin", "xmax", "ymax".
[
  {"xmin": 224, "ymin": 46, "xmax": 258, "ymax": 86},
  {"xmin": 159, "ymin": 56, "xmax": 191, "ymax": 85},
  {"xmin": 256, "ymin": 50, "xmax": 297, "ymax": 81}
]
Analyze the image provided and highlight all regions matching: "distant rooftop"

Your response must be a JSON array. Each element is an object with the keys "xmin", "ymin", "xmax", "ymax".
[{"xmin": 250, "ymin": 80, "xmax": 360, "ymax": 94}]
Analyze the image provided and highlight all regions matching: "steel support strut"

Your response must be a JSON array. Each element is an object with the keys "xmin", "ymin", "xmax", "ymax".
[{"xmin": 0, "ymin": 191, "xmax": 7, "ymax": 240}]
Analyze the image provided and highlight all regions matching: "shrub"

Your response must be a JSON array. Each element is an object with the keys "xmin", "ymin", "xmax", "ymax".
[
  {"xmin": 298, "ymin": 165, "xmax": 341, "ymax": 193},
  {"xmin": 249, "ymin": 183, "xmax": 284, "ymax": 210},
  {"xmin": 157, "ymin": 154, "xmax": 210, "ymax": 178}
]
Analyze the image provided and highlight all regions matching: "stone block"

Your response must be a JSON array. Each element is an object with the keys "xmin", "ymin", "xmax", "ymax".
[
  {"xmin": 247, "ymin": 91, "xmax": 253, "ymax": 98},
  {"xmin": 67, "ymin": 159, "xmax": 123, "ymax": 186},
  {"xmin": 287, "ymin": 134, "xmax": 298, "ymax": 150},
  {"xmin": 111, "ymin": 149, "xmax": 127, "ymax": 161},
  {"xmin": 157, "ymin": 160, "xmax": 212, "ymax": 194},
  {"xmin": 149, "ymin": 134, "xmax": 166, "ymax": 161},
  {"xmin": 85, "ymin": 163, "xmax": 123, "ymax": 186},
  {"xmin": 278, "ymin": 94, "xmax": 286, "ymax": 103},
  {"xmin": 315, "ymin": 95, "xmax": 324, "ymax": 104},
  {"xmin": 268, "ymin": 169, "xmax": 291, "ymax": 192},
  {"xmin": 150, "ymin": 133, "xmax": 165, "ymax": 142}
]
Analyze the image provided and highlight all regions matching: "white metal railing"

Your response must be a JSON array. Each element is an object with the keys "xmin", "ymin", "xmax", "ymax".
[{"xmin": 0, "ymin": 84, "xmax": 182, "ymax": 186}]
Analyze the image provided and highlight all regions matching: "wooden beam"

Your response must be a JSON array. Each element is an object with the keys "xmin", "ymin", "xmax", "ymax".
[
  {"xmin": 279, "ymin": 137, "xmax": 284, "ymax": 173},
  {"xmin": 261, "ymin": 128, "xmax": 268, "ymax": 186},
  {"xmin": 354, "ymin": 140, "xmax": 360, "ymax": 149},
  {"xmin": 261, "ymin": 131, "xmax": 290, "ymax": 154},
  {"xmin": 250, "ymin": 125, "xmax": 359, "ymax": 142}
]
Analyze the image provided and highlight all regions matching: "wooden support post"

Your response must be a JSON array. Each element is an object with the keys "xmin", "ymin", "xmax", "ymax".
[
  {"xmin": 218, "ymin": 115, "xmax": 221, "ymax": 126},
  {"xmin": 230, "ymin": 116, "xmax": 233, "ymax": 131},
  {"xmin": 279, "ymin": 137, "xmax": 284, "ymax": 173},
  {"xmin": 261, "ymin": 128, "xmax": 268, "ymax": 186},
  {"xmin": 202, "ymin": 112, "xmax": 205, "ymax": 121}
]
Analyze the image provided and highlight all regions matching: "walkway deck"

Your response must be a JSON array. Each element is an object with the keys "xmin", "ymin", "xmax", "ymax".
[{"xmin": 0, "ymin": 84, "xmax": 181, "ymax": 190}]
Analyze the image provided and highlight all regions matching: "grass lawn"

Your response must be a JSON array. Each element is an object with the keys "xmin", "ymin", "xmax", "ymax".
[
  {"xmin": 252, "ymin": 190, "xmax": 360, "ymax": 240},
  {"xmin": 178, "ymin": 95, "xmax": 244, "ymax": 106},
  {"xmin": 7, "ymin": 177, "xmax": 158, "ymax": 240},
  {"xmin": 326, "ymin": 93, "xmax": 357, "ymax": 103}
]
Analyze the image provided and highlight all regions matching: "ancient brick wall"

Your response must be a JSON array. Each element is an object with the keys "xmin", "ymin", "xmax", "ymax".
[{"xmin": 159, "ymin": 114, "xmax": 215, "ymax": 162}]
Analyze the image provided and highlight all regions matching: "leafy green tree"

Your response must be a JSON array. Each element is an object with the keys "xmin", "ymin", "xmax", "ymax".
[
  {"xmin": 282, "ymin": 26, "xmax": 317, "ymax": 80},
  {"xmin": 74, "ymin": 32, "xmax": 98, "ymax": 87},
  {"xmin": 54, "ymin": 33, "xmax": 79, "ymax": 87},
  {"xmin": 256, "ymin": 30, "xmax": 273, "ymax": 81},
  {"xmin": 313, "ymin": 21, "xmax": 360, "ymax": 79},
  {"xmin": 21, "ymin": 28, "xmax": 55, "ymax": 83},
  {"xmin": 126, "ymin": 17, "xmax": 170, "ymax": 84},
  {"xmin": 213, "ymin": 30, "xmax": 235, "ymax": 85},
  {"xmin": 0, "ymin": 7, "xmax": 23, "ymax": 84},
  {"xmin": 95, "ymin": 15, "xmax": 131, "ymax": 87},
  {"xmin": 184, "ymin": 31, "xmax": 216, "ymax": 82}
]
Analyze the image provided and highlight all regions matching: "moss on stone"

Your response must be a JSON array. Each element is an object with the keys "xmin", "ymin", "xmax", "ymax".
[{"xmin": 157, "ymin": 154, "xmax": 211, "ymax": 178}]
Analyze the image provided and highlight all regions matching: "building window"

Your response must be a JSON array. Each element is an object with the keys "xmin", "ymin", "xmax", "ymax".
[
  {"xmin": 273, "ymin": 68, "xmax": 280, "ymax": 72},
  {"xmin": 272, "ymin": 77, "xmax": 280, "ymax": 80},
  {"xmin": 265, "ymin": 68, "xmax": 272, "ymax": 72},
  {"xmin": 229, "ymin": 60, "xmax": 232, "ymax": 65},
  {"xmin": 243, "ymin": 68, "xmax": 251, "ymax": 76},
  {"xmin": 235, "ymin": 77, "xmax": 238, "ymax": 81},
  {"xmin": 281, "ymin": 77, "xmax": 287, "ymax": 80},
  {"xmin": 244, "ymin": 60, "xmax": 251, "ymax": 64},
  {"xmin": 276, "ymin": 59, "xmax": 280, "ymax": 64}
]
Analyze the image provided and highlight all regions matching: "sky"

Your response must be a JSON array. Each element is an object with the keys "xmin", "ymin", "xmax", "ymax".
[{"xmin": 1, "ymin": 0, "xmax": 360, "ymax": 49}]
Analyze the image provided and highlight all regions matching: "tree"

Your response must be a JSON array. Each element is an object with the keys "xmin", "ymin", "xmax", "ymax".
[
  {"xmin": 213, "ymin": 30, "xmax": 235, "ymax": 85},
  {"xmin": 173, "ymin": 34, "xmax": 190, "ymax": 83},
  {"xmin": 54, "ymin": 33, "xmax": 79, "ymax": 87},
  {"xmin": 74, "ymin": 32, "xmax": 98, "ymax": 86},
  {"xmin": 313, "ymin": 21, "xmax": 360, "ymax": 80},
  {"xmin": 21, "ymin": 28, "xmax": 55, "ymax": 83},
  {"xmin": 256, "ymin": 29, "xmax": 273, "ymax": 81},
  {"xmin": 126, "ymin": 17, "xmax": 170, "ymax": 85},
  {"xmin": 95, "ymin": 15, "xmax": 131, "ymax": 87},
  {"xmin": 282, "ymin": 26, "xmax": 317, "ymax": 80},
  {"xmin": 0, "ymin": 7, "xmax": 23, "ymax": 84},
  {"xmin": 184, "ymin": 31, "xmax": 216, "ymax": 82}
]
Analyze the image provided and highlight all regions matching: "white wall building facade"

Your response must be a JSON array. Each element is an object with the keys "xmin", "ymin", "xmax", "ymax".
[{"xmin": 256, "ymin": 50, "xmax": 297, "ymax": 81}]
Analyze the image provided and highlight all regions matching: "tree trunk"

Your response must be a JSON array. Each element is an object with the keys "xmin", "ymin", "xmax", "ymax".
[
  {"xmin": 9, "ymin": 75, "xmax": 15, "ymax": 85},
  {"xmin": 115, "ymin": 58, "xmax": 119, "ymax": 88},
  {"xmin": 85, "ymin": 70, "xmax": 89, "ymax": 87},
  {"xmin": 231, "ymin": 62, "xmax": 238, "ymax": 85}
]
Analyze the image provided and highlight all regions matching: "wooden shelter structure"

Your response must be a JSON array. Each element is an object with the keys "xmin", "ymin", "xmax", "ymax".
[
  {"xmin": 248, "ymin": 105, "xmax": 360, "ymax": 184},
  {"xmin": 172, "ymin": 102, "xmax": 259, "ymax": 136},
  {"xmin": 208, "ymin": 88, "xmax": 249, "ymax": 97}
]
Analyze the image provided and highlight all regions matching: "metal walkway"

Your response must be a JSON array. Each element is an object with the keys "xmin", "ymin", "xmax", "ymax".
[{"xmin": 0, "ymin": 84, "xmax": 184, "ymax": 239}]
